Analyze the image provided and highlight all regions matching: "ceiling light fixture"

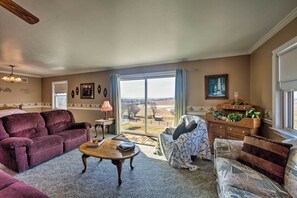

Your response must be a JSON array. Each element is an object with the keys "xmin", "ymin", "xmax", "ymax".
[{"xmin": 1, "ymin": 65, "xmax": 22, "ymax": 83}]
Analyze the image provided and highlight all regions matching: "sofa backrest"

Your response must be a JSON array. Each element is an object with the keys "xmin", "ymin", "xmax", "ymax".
[
  {"xmin": 40, "ymin": 110, "xmax": 75, "ymax": 134},
  {"xmin": 0, "ymin": 118, "xmax": 9, "ymax": 141},
  {"xmin": 2, "ymin": 113, "xmax": 48, "ymax": 139}
]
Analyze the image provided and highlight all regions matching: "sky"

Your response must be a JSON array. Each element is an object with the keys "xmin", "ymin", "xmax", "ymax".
[{"xmin": 120, "ymin": 77, "xmax": 175, "ymax": 99}]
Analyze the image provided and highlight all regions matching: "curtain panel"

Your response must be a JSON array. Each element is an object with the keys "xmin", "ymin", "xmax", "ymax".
[
  {"xmin": 174, "ymin": 68, "xmax": 186, "ymax": 125},
  {"xmin": 110, "ymin": 74, "xmax": 121, "ymax": 134}
]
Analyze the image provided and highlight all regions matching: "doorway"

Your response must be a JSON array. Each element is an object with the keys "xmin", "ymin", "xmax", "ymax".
[{"xmin": 119, "ymin": 72, "xmax": 175, "ymax": 137}]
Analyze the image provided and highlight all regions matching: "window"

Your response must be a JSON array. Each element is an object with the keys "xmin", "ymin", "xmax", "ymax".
[
  {"xmin": 119, "ymin": 71, "xmax": 175, "ymax": 137},
  {"xmin": 52, "ymin": 81, "xmax": 68, "ymax": 110},
  {"xmin": 272, "ymin": 36, "xmax": 297, "ymax": 136}
]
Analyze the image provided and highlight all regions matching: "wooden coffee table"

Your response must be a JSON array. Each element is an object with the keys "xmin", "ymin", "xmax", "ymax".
[{"xmin": 79, "ymin": 139, "xmax": 140, "ymax": 185}]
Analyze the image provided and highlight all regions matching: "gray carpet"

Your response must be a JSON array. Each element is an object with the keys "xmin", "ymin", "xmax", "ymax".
[{"xmin": 10, "ymin": 144, "xmax": 217, "ymax": 198}]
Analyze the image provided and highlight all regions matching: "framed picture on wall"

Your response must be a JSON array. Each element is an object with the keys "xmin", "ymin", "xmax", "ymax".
[
  {"xmin": 80, "ymin": 83, "xmax": 95, "ymax": 99},
  {"xmin": 205, "ymin": 74, "xmax": 228, "ymax": 99}
]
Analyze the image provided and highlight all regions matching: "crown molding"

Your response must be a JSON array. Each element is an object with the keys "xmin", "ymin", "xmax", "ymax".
[{"xmin": 248, "ymin": 7, "xmax": 297, "ymax": 54}]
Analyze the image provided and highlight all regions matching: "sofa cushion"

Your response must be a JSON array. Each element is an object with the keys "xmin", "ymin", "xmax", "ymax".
[
  {"xmin": 185, "ymin": 120, "xmax": 197, "ymax": 132},
  {"xmin": 172, "ymin": 122, "xmax": 186, "ymax": 140},
  {"xmin": 54, "ymin": 129, "xmax": 87, "ymax": 152},
  {"xmin": 41, "ymin": 110, "xmax": 74, "ymax": 134},
  {"xmin": 216, "ymin": 157, "xmax": 290, "ymax": 197},
  {"xmin": 54, "ymin": 129, "xmax": 86, "ymax": 141},
  {"xmin": 2, "ymin": 113, "xmax": 48, "ymax": 138},
  {"xmin": 0, "ymin": 119, "xmax": 8, "ymax": 141},
  {"xmin": 29, "ymin": 135, "xmax": 63, "ymax": 154},
  {"xmin": 238, "ymin": 135, "xmax": 292, "ymax": 184}
]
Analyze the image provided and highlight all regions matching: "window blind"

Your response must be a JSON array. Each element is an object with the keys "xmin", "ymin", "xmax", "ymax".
[{"xmin": 279, "ymin": 44, "xmax": 297, "ymax": 91}]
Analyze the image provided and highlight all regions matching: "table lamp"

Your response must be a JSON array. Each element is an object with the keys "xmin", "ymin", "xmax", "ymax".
[{"xmin": 100, "ymin": 101, "xmax": 113, "ymax": 120}]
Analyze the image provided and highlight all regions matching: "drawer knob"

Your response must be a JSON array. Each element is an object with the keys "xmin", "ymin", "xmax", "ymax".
[
  {"xmin": 229, "ymin": 128, "xmax": 232, "ymax": 131},
  {"xmin": 210, "ymin": 124, "xmax": 213, "ymax": 127},
  {"xmin": 220, "ymin": 126, "xmax": 223, "ymax": 129},
  {"xmin": 242, "ymin": 131, "xmax": 245, "ymax": 134},
  {"xmin": 219, "ymin": 136, "xmax": 223, "ymax": 138}
]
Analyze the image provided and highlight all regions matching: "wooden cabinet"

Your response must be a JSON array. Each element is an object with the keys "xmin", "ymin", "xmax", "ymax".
[{"xmin": 206, "ymin": 99, "xmax": 262, "ymax": 152}]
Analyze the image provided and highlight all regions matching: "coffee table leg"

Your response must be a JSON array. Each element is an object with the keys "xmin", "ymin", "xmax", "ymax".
[
  {"xmin": 112, "ymin": 160, "xmax": 123, "ymax": 185},
  {"xmin": 130, "ymin": 157, "xmax": 135, "ymax": 170},
  {"xmin": 82, "ymin": 154, "xmax": 89, "ymax": 173}
]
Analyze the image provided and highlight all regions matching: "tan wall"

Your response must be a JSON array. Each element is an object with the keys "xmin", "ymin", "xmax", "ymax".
[
  {"xmin": 250, "ymin": 17, "xmax": 297, "ymax": 110},
  {"xmin": 42, "ymin": 55, "xmax": 250, "ymax": 125},
  {"xmin": 0, "ymin": 73, "xmax": 41, "ymax": 112},
  {"xmin": 112, "ymin": 55, "xmax": 250, "ymax": 107}
]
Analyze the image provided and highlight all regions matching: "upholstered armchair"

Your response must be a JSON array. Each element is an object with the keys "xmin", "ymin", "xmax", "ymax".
[{"xmin": 156, "ymin": 115, "xmax": 211, "ymax": 171}]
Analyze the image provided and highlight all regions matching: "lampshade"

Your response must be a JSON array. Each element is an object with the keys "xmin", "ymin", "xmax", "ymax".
[
  {"xmin": 1, "ymin": 65, "xmax": 22, "ymax": 83},
  {"xmin": 100, "ymin": 101, "xmax": 113, "ymax": 112}
]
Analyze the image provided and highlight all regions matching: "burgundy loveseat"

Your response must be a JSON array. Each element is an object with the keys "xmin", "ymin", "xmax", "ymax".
[
  {"xmin": 0, "ymin": 110, "xmax": 91, "ymax": 172},
  {"xmin": 0, "ymin": 170, "xmax": 48, "ymax": 198}
]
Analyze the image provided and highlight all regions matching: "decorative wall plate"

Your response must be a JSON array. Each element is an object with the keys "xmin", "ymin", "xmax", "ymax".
[
  {"xmin": 103, "ymin": 88, "xmax": 107, "ymax": 97},
  {"xmin": 71, "ymin": 90, "xmax": 75, "ymax": 98},
  {"xmin": 76, "ymin": 87, "xmax": 79, "ymax": 95},
  {"xmin": 97, "ymin": 85, "xmax": 101, "ymax": 94}
]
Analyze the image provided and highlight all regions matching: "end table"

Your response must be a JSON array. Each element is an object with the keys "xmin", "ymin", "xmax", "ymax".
[{"xmin": 94, "ymin": 119, "xmax": 115, "ymax": 139}]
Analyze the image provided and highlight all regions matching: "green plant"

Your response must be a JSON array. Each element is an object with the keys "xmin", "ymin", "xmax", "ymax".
[
  {"xmin": 231, "ymin": 100, "xmax": 243, "ymax": 105},
  {"xmin": 245, "ymin": 108, "xmax": 261, "ymax": 119},
  {"xmin": 211, "ymin": 110, "xmax": 227, "ymax": 121},
  {"xmin": 226, "ymin": 112, "xmax": 243, "ymax": 122}
]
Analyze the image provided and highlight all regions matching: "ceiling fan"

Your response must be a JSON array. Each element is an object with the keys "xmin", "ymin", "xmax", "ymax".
[{"xmin": 0, "ymin": 0, "xmax": 39, "ymax": 24}]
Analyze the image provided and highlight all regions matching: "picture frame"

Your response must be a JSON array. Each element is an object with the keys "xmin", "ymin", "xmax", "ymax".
[
  {"xmin": 80, "ymin": 83, "xmax": 95, "ymax": 99},
  {"xmin": 205, "ymin": 74, "xmax": 228, "ymax": 99}
]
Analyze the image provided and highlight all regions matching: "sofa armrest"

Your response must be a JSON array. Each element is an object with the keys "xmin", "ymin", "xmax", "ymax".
[
  {"xmin": 71, "ymin": 122, "xmax": 91, "ymax": 130},
  {"xmin": 0, "ymin": 137, "xmax": 33, "ymax": 149},
  {"xmin": 214, "ymin": 138, "xmax": 243, "ymax": 160}
]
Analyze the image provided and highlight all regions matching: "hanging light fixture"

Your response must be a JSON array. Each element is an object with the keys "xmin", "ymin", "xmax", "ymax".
[{"xmin": 1, "ymin": 65, "xmax": 22, "ymax": 83}]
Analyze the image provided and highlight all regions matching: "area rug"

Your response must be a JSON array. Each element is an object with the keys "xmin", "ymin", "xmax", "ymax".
[
  {"xmin": 12, "ymin": 145, "xmax": 217, "ymax": 198},
  {"xmin": 112, "ymin": 133, "xmax": 158, "ymax": 146}
]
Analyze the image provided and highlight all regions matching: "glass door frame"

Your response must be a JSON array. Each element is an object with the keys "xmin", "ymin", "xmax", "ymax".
[{"xmin": 119, "ymin": 71, "xmax": 175, "ymax": 136}]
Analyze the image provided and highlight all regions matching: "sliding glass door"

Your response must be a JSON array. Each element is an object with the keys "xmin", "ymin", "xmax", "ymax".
[{"xmin": 120, "ymin": 73, "xmax": 175, "ymax": 136}]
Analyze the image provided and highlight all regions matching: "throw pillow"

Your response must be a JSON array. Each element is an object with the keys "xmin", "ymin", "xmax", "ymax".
[
  {"xmin": 237, "ymin": 134, "xmax": 292, "ymax": 184},
  {"xmin": 186, "ymin": 120, "xmax": 197, "ymax": 132},
  {"xmin": 172, "ymin": 122, "xmax": 186, "ymax": 140}
]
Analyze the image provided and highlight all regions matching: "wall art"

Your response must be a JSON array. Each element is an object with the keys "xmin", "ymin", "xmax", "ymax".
[
  {"xmin": 76, "ymin": 87, "xmax": 79, "ymax": 95},
  {"xmin": 80, "ymin": 83, "xmax": 95, "ymax": 99},
  {"xmin": 103, "ymin": 88, "xmax": 107, "ymax": 97},
  {"xmin": 97, "ymin": 85, "xmax": 101, "ymax": 94},
  {"xmin": 205, "ymin": 74, "xmax": 228, "ymax": 99}
]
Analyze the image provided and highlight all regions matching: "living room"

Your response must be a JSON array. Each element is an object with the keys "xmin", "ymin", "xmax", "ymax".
[{"xmin": 1, "ymin": 0, "xmax": 297, "ymax": 197}]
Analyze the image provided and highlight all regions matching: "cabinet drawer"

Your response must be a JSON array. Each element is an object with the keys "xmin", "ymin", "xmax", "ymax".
[
  {"xmin": 208, "ymin": 122, "xmax": 225, "ymax": 133},
  {"xmin": 226, "ymin": 126, "xmax": 250, "ymax": 138}
]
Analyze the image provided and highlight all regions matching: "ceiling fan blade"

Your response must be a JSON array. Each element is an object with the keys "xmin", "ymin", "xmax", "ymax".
[{"xmin": 0, "ymin": 0, "xmax": 39, "ymax": 24}]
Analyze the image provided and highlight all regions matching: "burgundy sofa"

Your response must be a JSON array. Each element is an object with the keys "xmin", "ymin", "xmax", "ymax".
[
  {"xmin": 0, "ymin": 170, "xmax": 48, "ymax": 198},
  {"xmin": 0, "ymin": 110, "xmax": 91, "ymax": 172}
]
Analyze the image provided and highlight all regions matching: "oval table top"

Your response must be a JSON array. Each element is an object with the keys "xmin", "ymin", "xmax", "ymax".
[{"xmin": 79, "ymin": 139, "xmax": 140, "ymax": 160}]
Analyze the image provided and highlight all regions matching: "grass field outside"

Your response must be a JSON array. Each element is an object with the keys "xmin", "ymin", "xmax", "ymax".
[{"xmin": 120, "ymin": 99, "xmax": 174, "ymax": 136}]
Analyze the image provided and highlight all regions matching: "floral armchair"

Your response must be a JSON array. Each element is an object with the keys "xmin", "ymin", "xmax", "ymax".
[{"xmin": 155, "ymin": 115, "xmax": 212, "ymax": 171}]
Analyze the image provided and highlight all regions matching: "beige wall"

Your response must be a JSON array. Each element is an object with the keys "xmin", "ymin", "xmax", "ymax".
[
  {"xmin": 42, "ymin": 55, "xmax": 250, "ymax": 125},
  {"xmin": 112, "ymin": 55, "xmax": 250, "ymax": 107},
  {"xmin": 0, "ymin": 73, "xmax": 41, "ymax": 112},
  {"xmin": 250, "ymin": 17, "xmax": 297, "ymax": 110}
]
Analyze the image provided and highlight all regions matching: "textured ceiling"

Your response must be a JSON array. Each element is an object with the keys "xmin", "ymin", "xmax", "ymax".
[{"xmin": 0, "ymin": 0, "xmax": 297, "ymax": 77}]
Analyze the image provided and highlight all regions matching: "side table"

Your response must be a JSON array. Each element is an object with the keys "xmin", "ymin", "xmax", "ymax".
[{"xmin": 94, "ymin": 119, "xmax": 115, "ymax": 139}]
